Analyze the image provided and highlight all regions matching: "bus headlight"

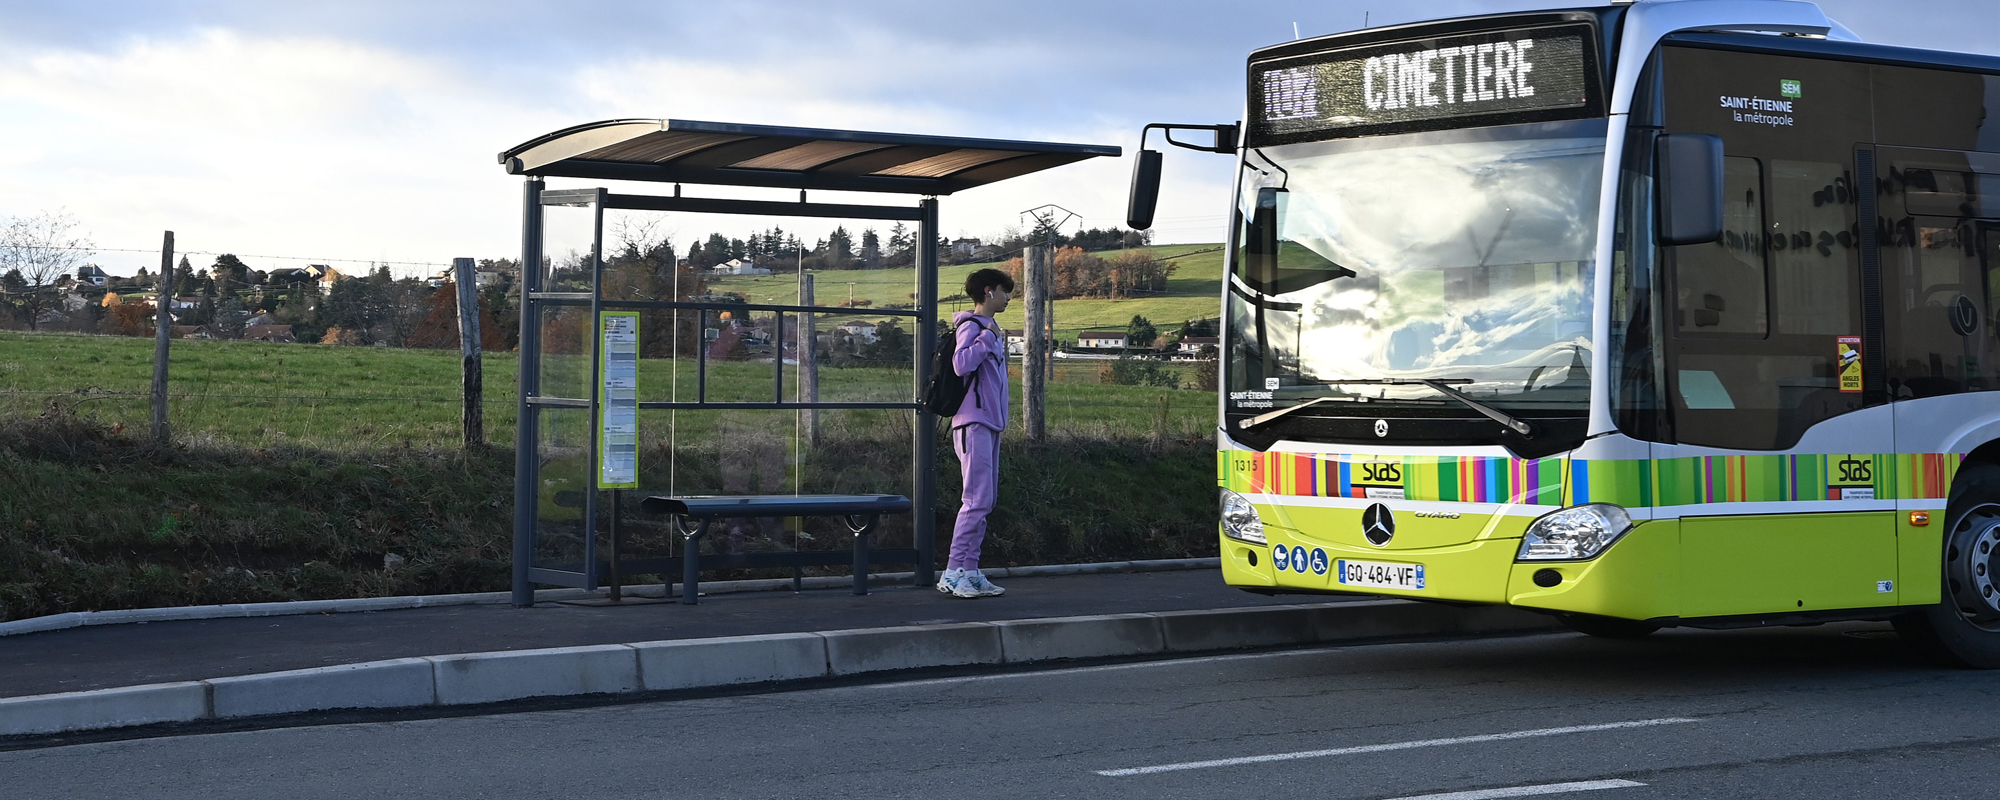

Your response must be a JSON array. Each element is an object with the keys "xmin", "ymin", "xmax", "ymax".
[
  {"xmin": 1220, "ymin": 489, "xmax": 1266, "ymax": 544},
  {"xmin": 1518, "ymin": 504, "xmax": 1632, "ymax": 561}
]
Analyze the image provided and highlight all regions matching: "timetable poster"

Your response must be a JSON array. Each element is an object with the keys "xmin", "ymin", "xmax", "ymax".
[{"xmin": 597, "ymin": 312, "xmax": 640, "ymax": 489}]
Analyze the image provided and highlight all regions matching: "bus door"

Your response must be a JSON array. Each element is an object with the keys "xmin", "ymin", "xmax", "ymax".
[{"xmin": 1656, "ymin": 45, "xmax": 1896, "ymax": 619}]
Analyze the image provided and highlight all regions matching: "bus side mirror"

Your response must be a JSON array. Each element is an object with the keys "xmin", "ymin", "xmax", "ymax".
[
  {"xmin": 1127, "ymin": 149, "xmax": 1163, "ymax": 231},
  {"xmin": 1655, "ymin": 133, "xmax": 1725, "ymax": 246}
]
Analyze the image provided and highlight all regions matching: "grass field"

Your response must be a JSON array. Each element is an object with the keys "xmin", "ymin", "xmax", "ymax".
[
  {"xmin": 706, "ymin": 243, "xmax": 1227, "ymax": 336},
  {"xmin": 0, "ymin": 244, "xmax": 1233, "ymax": 618},
  {"xmin": 0, "ymin": 330, "xmax": 1217, "ymax": 451}
]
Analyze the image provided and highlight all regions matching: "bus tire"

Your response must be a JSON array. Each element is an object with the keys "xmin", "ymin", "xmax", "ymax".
[
  {"xmin": 1893, "ymin": 462, "xmax": 2000, "ymax": 669},
  {"xmin": 1554, "ymin": 612, "xmax": 1660, "ymax": 639}
]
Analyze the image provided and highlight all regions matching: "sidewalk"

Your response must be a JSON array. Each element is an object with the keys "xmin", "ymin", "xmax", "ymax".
[
  {"xmin": 0, "ymin": 570, "xmax": 1330, "ymax": 699},
  {"xmin": 0, "ymin": 569, "xmax": 1564, "ymax": 738}
]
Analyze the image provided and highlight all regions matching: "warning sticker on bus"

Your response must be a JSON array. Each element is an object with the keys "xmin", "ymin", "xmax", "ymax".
[{"xmin": 1837, "ymin": 336, "xmax": 1862, "ymax": 393}]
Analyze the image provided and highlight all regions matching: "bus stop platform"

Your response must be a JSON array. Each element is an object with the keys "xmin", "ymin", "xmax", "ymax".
[
  {"xmin": 0, "ymin": 570, "xmax": 1328, "ymax": 699},
  {"xmin": 0, "ymin": 569, "xmax": 1562, "ymax": 739}
]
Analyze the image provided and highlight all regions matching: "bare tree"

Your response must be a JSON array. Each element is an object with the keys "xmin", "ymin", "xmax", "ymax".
[{"xmin": 0, "ymin": 210, "xmax": 95, "ymax": 330}]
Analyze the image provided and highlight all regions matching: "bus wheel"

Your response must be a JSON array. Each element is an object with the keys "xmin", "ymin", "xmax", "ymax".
[
  {"xmin": 1555, "ymin": 612, "xmax": 1660, "ymax": 639},
  {"xmin": 1895, "ymin": 464, "xmax": 2000, "ymax": 669}
]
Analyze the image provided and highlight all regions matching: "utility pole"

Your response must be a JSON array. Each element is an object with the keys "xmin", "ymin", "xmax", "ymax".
[
  {"xmin": 1022, "ymin": 245, "xmax": 1048, "ymax": 441},
  {"xmin": 453, "ymin": 257, "xmax": 484, "ymax": 451},
  {"xmin": 150, "ymin": 231, "xmax": 174, "ymax": 445},
  {"xmin": 1020, "ymin": 204, "xmax": 1076, "ymax": 395}
]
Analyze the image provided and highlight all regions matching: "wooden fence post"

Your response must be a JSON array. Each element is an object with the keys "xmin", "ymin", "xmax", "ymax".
[
  {"xmin": 150, "ymin": 231, "xmax": 175, "ymax": 445},
  {"xmin": 453, "ymin": 257, "xmax": 484, "ymax": 450},
  {"xmin": 799, "ymin": 271, "xmax": 818, "ymax": 448}
]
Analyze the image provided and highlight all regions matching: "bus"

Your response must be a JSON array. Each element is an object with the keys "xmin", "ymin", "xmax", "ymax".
[{"xmin": 1127, "ymin": 0, "xmax": 2000, "ymax": 667}]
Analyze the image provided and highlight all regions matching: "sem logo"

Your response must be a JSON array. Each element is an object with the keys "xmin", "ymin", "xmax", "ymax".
[
  {"xmin": 1780, "ymin": 79, "xmax": 1802, "ymax": 98},
  {"xmin": 1360, "ymin": 462, "xmax": 1403, "ymax": 484}
]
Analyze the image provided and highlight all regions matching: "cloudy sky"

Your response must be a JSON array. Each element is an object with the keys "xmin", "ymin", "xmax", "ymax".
[{"xmin": 1, "ymin": 0, "xmax": 1994, "ymax": 277}]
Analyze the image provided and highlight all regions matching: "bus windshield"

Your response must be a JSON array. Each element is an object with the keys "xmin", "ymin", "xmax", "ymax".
[{"xmin": 1227, "ymin": 119, "xmax": 1606, "ymax": 421}]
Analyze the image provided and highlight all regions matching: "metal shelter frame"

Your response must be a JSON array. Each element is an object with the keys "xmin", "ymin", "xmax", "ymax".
[{"xmin": 501, "ymin": 119, "xmax": 1117, "ymax": 606}]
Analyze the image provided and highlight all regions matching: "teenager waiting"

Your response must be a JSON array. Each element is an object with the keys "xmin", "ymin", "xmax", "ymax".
[{"xmin": 938, "ymin": 268, "xmax": 1013, "ymax": 598}]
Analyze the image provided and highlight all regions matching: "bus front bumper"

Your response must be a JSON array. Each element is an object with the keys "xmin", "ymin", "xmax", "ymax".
[{"xmin": 1220, "ymin": 520, "xmax": 1677, "ymax": 621}]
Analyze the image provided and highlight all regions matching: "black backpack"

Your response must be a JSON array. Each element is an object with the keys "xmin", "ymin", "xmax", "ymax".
[{"xmin": 921, "ymin": 318, "xmax": 986, "ymax": 416}]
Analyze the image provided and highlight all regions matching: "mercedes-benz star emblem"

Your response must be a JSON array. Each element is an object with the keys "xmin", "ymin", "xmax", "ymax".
[
  {"xmin": 1374, "ymin": 419, "xmax": 1389, "ymax": 438},
  {"xmin": 1361, "ymin": 503, "xmax": 1396, "ymax": 546}
]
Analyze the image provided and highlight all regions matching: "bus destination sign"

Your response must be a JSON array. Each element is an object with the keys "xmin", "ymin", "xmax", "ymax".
[{"xmin": 1251, "ymin": 24, "xmax": 1596, "ymax": 144}]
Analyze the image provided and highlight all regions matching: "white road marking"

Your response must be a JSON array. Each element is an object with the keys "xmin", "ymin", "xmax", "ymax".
[
  {"xmin": 1380, "ymin": 780, "xmax": 1646, "ymax": 800},
  {"xmin": 1095, "ymin": 718, "xmax": 1699, "ymax": 777}
]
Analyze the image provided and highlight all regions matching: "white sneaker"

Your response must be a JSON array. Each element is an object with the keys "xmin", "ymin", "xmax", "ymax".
[
  {"xmin": 935, "ymin": 568, "xmax": 964, "ymax": 594},
  {"xmin": 963, "ymin": 570, "xmax": 1005, "ymax": 597}
]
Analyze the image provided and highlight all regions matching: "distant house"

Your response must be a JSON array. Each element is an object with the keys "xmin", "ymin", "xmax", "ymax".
[
  {"xmin": 971, "ymin": 244, "xmax": 1004, "ymax": 261},
  {"xmin": 716, "ymin": 258, "xmax": 769, "ymax": 275},
  {"xmin": 475, "ymin": 265, "xmax": 510, "ymax": 288},
  {"xmin": 836, "ymin": 319, "xmax": 879, "ymax": 343},
  {"xmin": 1177, "ymin": 336, "xmax": 1219, "ymax": 357},
  {"xmin": 1077, "ymin": 330, "xmax": 1129, "ymax": 349},
  {"xmin": 245, "ymin": 324, "xmax": 296, "ymax": 343},
  {"xmin": 267, "ymin": 267, "xmax": 317, "ymax": 286},
  {"xmin": 1004, "ymin": 329, "xmax": 1024, "ymax": 356},
  {"xmin": 171, "ymin": 325, "xmax": 211, "ymax": 340},
  {"xmin": 951, "ymin": 238, "xmax": 981, "ymax": 258},
  {"xmin": 75, "ymin": 265, "xmax": 110, "ymax": 287}
]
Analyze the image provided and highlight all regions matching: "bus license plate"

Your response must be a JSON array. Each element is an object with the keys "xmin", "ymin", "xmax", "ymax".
[{"xmin": 1336, "ymin": 559, "xmax": 1426, "ymax": 590}]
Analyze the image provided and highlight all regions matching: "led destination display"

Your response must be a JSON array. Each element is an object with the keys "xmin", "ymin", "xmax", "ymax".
[{"xmin": 1251, "ymin": 24, "xmax": 1597, "ymax": 144}]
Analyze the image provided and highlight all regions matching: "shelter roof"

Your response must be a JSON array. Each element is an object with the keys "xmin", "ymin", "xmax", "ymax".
[{"xmin": 499, "ymin": 119, "xmax": 1119, "ymax": 196}]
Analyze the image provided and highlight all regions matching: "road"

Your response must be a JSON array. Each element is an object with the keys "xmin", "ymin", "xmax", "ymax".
[{"xmin": 3, "ymin": 624, "xmax": 1995, "ymax": 799}]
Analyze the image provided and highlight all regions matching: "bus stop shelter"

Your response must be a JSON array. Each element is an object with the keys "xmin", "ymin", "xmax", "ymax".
[{"xmin": 499, "ymin": 119, "xmax": 1118, "ymax": 606}]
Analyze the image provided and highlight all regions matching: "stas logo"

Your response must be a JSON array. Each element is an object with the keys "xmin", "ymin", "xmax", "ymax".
[
  {"xmin": 1828, "ymin": 454, "xmax": 1877, "ymax": 500},
  {"xmin": 1360, "ymin": 462, "xmax": 1403, "ymax": 484},
  {"xmin": 1837, "ymin": 456, "xmax": 1873, "ymax": 484}
]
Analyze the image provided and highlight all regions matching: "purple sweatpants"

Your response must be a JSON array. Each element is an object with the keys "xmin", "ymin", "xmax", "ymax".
[{"xmin": 950, "ymin": 423, "xmax": 1000, "ymax": 570}]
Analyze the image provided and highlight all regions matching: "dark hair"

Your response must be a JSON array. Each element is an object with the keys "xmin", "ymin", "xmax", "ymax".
[{"xmin": 964, "ymin": 268, "xmax": 1015, "ymax": 304}]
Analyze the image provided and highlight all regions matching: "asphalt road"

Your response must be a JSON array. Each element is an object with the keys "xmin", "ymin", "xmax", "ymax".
[{"xmin": 3, "ymin": 624, "xmax": 1996, "ymax": 799}]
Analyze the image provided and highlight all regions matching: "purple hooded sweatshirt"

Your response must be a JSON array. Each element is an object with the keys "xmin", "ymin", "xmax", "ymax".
[{"xmin": 950, "ymin": 310, "xmax": 1008, "ymax": 431}]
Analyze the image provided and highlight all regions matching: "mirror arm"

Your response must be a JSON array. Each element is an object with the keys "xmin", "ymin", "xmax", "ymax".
[{"xmin": 1143, "ymin": 123, "xmax": 1241, "ymax": 155}]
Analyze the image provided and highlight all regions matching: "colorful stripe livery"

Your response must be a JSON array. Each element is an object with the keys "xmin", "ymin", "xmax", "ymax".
[
  {"xmin": 1221, "ymin": 451, "xmax": 1965, "ymax": 507},
  {"xmin": 1220, "ymin": 451, "xmax": 1562, "ymax": 505}
]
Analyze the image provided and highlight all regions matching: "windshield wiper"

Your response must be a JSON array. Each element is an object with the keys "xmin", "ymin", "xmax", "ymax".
[
  {"xmin": 1318, "ymin": 378, "xmax": 1535, "ymax": 437},
  {"xmin": 1236, "ymin": 378, "xmax": 1536, "ymax": 437}
]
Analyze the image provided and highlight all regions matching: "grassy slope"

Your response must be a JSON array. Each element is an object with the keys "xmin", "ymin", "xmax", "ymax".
[{"xmin": 0, "ymin": 413, "xmax": 1217, "ymax": 621}]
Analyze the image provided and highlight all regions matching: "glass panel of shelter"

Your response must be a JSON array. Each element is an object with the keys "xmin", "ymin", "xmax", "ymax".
[{"xmin": 548, "ymin": 196, "xmax": 931, "ymax": 569}]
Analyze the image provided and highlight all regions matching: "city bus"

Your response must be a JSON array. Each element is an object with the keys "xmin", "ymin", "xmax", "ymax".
[{"xmin": 1128, "ymin": 0, "xmax": 2000, "ymax": 667}]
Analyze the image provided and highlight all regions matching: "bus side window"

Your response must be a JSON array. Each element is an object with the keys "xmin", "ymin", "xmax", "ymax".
[
  {"xmin": 1673, "ymin": 157, "xmax": 1768, "ymax": 336},
  {"xmin": 1667, "ymin": 157, "xmax": 1865, "ymax": 450}
]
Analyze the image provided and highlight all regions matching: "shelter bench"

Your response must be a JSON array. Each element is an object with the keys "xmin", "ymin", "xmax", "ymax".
[{"xmin": 638, "ymin": 494, "xmax": 913, "ymax": 605}]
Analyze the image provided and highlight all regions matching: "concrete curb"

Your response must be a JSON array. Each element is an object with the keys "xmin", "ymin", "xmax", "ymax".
[
  {"xmin": 0, "ymin": 599, "xmax": 1560, "ymax": 738},
  {"xmin": 0, "ymin": 558, "xmax": 1221, "ymax": 638}
]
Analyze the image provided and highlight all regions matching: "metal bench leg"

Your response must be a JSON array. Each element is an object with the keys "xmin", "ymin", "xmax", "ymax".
[
  {"xmin": 680, "ymin": 518, "xmax": 709, "ymax": 606},
  {"xmin": 847, "ymin": 514, "xmax": 878, "ymax": 596}
]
